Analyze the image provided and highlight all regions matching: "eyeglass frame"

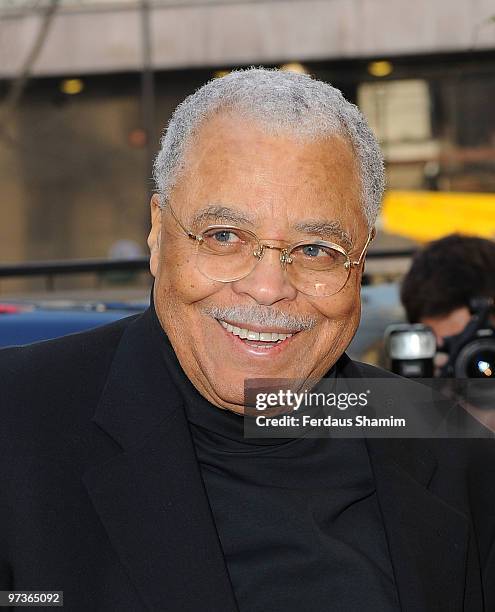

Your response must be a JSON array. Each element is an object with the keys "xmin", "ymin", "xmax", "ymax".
[{"xmin": 165, "ymin": 204, "xmax": 375, "ymax": 293}]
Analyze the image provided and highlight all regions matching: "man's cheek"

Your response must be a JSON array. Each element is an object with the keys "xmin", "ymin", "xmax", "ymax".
[
  {"xmin": 162, "ymin": 259, "xmax": 224, "ymax": 304},
  {"xmin": 309, "ymin": 290, "xmax": 360, "ymax": 322}
]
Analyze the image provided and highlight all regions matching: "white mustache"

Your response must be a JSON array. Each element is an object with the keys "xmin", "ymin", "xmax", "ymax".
[{"xmin": 200, "ymin": 305, "xmax": 317, "ymax": 332}]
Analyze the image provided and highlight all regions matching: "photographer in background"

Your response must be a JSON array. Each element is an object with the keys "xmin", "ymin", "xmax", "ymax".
[
  {"xmin": 401, "ymin": 234, "xmax": 495, "ymax": 347},
  {"xmin": 400, "ymin": 233, "xmax": 495, "ymax": 430}
]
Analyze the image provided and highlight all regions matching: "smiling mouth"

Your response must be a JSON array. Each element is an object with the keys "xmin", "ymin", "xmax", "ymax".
[{"xmin": 216, "ymin": 319, "xmax": 296, "ymax": 349}]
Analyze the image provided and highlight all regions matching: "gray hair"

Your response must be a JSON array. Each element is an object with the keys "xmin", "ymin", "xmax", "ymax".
[{"xmin": 152, "ymin": 67, "xmax": 384, "ymax": 228}]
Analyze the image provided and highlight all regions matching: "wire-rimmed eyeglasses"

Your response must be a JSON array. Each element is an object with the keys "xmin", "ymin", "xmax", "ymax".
[{"xmin": 167, "ymin": 205, "xmax": 374, "ymax": 297}]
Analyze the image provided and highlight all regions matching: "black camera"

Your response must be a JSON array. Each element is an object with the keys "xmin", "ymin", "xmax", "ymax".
[{"xmin": 385, "ymin": 298, "xmax": 495, "ymax": 379}]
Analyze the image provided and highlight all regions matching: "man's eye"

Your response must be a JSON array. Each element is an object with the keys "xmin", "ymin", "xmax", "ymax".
[
  {"xmin": 301, "ymin": 245, "xmax": 333, "ymax": 258},
  {"xmin": 212, "ymin": 230, "xmax": 239, "ymax": 243}
]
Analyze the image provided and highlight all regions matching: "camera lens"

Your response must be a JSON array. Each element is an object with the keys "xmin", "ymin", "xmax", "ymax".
[{"xmin": 455, "ymin": 338, "xmax": 495, "ymax": 378}]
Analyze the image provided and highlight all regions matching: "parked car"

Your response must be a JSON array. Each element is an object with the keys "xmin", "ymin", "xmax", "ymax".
[{"xmin": 0, "ymin": 299, "xmax": 148, "ymax": 348}]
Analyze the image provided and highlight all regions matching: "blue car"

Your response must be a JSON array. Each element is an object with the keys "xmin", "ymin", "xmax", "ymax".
[{"xmin": 0, "ymin": 299, "xmax": 149, "ymax": 348}]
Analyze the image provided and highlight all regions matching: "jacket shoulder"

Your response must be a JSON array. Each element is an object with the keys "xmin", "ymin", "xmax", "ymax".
[{"xmin": 0, "ymin": 314, "xmax": 140, "ymax": 431}]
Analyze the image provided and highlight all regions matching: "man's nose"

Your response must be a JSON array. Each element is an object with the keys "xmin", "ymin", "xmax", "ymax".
[{"xmin": 230, "ymin": 247, "xmax": 298, "ymax": 306}]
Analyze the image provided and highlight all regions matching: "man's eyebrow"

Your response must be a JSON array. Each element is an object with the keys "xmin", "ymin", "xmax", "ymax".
[
  {"xmin": 293, "ymin": 219, "xmax": 353, "ymax": 250},
  {"xmin": 191, "ymin": 205, "xmax": 256, "ymax": 227}
]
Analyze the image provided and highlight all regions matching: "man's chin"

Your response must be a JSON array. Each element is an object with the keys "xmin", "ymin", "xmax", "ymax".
[
  {"xmin": 204, "ymin": 366, "xmax": 306, "ymax": 413},
  {"xmin": 203, "ymin": 381, "xmax": 247, "ymax": 414}
]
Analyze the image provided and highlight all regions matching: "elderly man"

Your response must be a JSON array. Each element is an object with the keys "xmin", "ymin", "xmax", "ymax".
[{"xmin": 1, "ymin": 69, "xmax": 494, "ymax": 612}]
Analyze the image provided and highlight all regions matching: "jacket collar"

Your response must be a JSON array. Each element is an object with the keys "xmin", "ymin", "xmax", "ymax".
[{"xmin": 84, "ymin": 308, "xmax": 475, "ymax": 612}]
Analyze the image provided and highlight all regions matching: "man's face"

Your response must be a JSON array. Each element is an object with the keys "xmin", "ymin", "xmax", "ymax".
[
  {"xmin": 421, "ymin": 307, "xmax": 472, "ymax": 348},
  {"xmin": 149, "ymin": 113, "xmax": 369, "ymax": 413}
]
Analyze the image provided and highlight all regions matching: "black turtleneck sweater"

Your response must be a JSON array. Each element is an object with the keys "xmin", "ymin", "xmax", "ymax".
[{"xmin": 149, "ymin": 299, "xmax": 400, "ymax": 612}]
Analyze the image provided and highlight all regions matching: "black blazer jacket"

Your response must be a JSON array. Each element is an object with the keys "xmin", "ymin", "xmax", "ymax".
[{"xmin": 1, "ymin": 307, "xmax": 494, "ymax": 611}]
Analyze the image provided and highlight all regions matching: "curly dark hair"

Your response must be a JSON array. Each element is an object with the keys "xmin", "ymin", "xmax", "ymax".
[{"xmin": 400, "ymin": 234, "xmax": 495, "ymax": 323}]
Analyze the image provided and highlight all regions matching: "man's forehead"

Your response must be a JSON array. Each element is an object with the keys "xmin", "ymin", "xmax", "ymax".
[
  {"xmin": 176, "ymin": 114, "xmax": 361, "ymax": 191},
  {"xmin": 188, "ymin": 111, "xmax": 357, "ymax": 165}
]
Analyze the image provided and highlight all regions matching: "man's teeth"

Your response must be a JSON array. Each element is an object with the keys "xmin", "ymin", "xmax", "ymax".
[{"xmin": 219, "ymin": 320, "xmax": 293, "ymax": 342}]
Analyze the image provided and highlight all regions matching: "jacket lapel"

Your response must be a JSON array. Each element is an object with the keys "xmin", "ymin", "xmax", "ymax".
[
  {"xmin": 366, "ymin": 437, "xmax": 470, "ymax": 611},
  {"xmin": 339, "ymin": 355, "xmax": 473, "ymax": 611},
  {"xmin": 83, "ymin": 308, "xmax": 239, "ymax": 612}
]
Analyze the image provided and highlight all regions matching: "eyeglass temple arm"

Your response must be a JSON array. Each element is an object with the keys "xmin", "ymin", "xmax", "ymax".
[
  {"xmin": 167, "ymin": 203, "xmax": 202, "ymax": 241},
  {"xmin": 351, "ymin": 227, "xmax": 376, "ymax": 267}
]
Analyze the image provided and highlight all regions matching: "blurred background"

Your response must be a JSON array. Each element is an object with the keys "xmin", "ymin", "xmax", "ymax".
[{"xmin": 1, "ymin": 0, "xmax": 494, "ymax": 361}]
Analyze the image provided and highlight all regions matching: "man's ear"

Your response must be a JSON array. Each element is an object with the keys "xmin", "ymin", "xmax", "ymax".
[{"xmin": 148, "ymin": 194, "xmax": 163, "ymax": 278}]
